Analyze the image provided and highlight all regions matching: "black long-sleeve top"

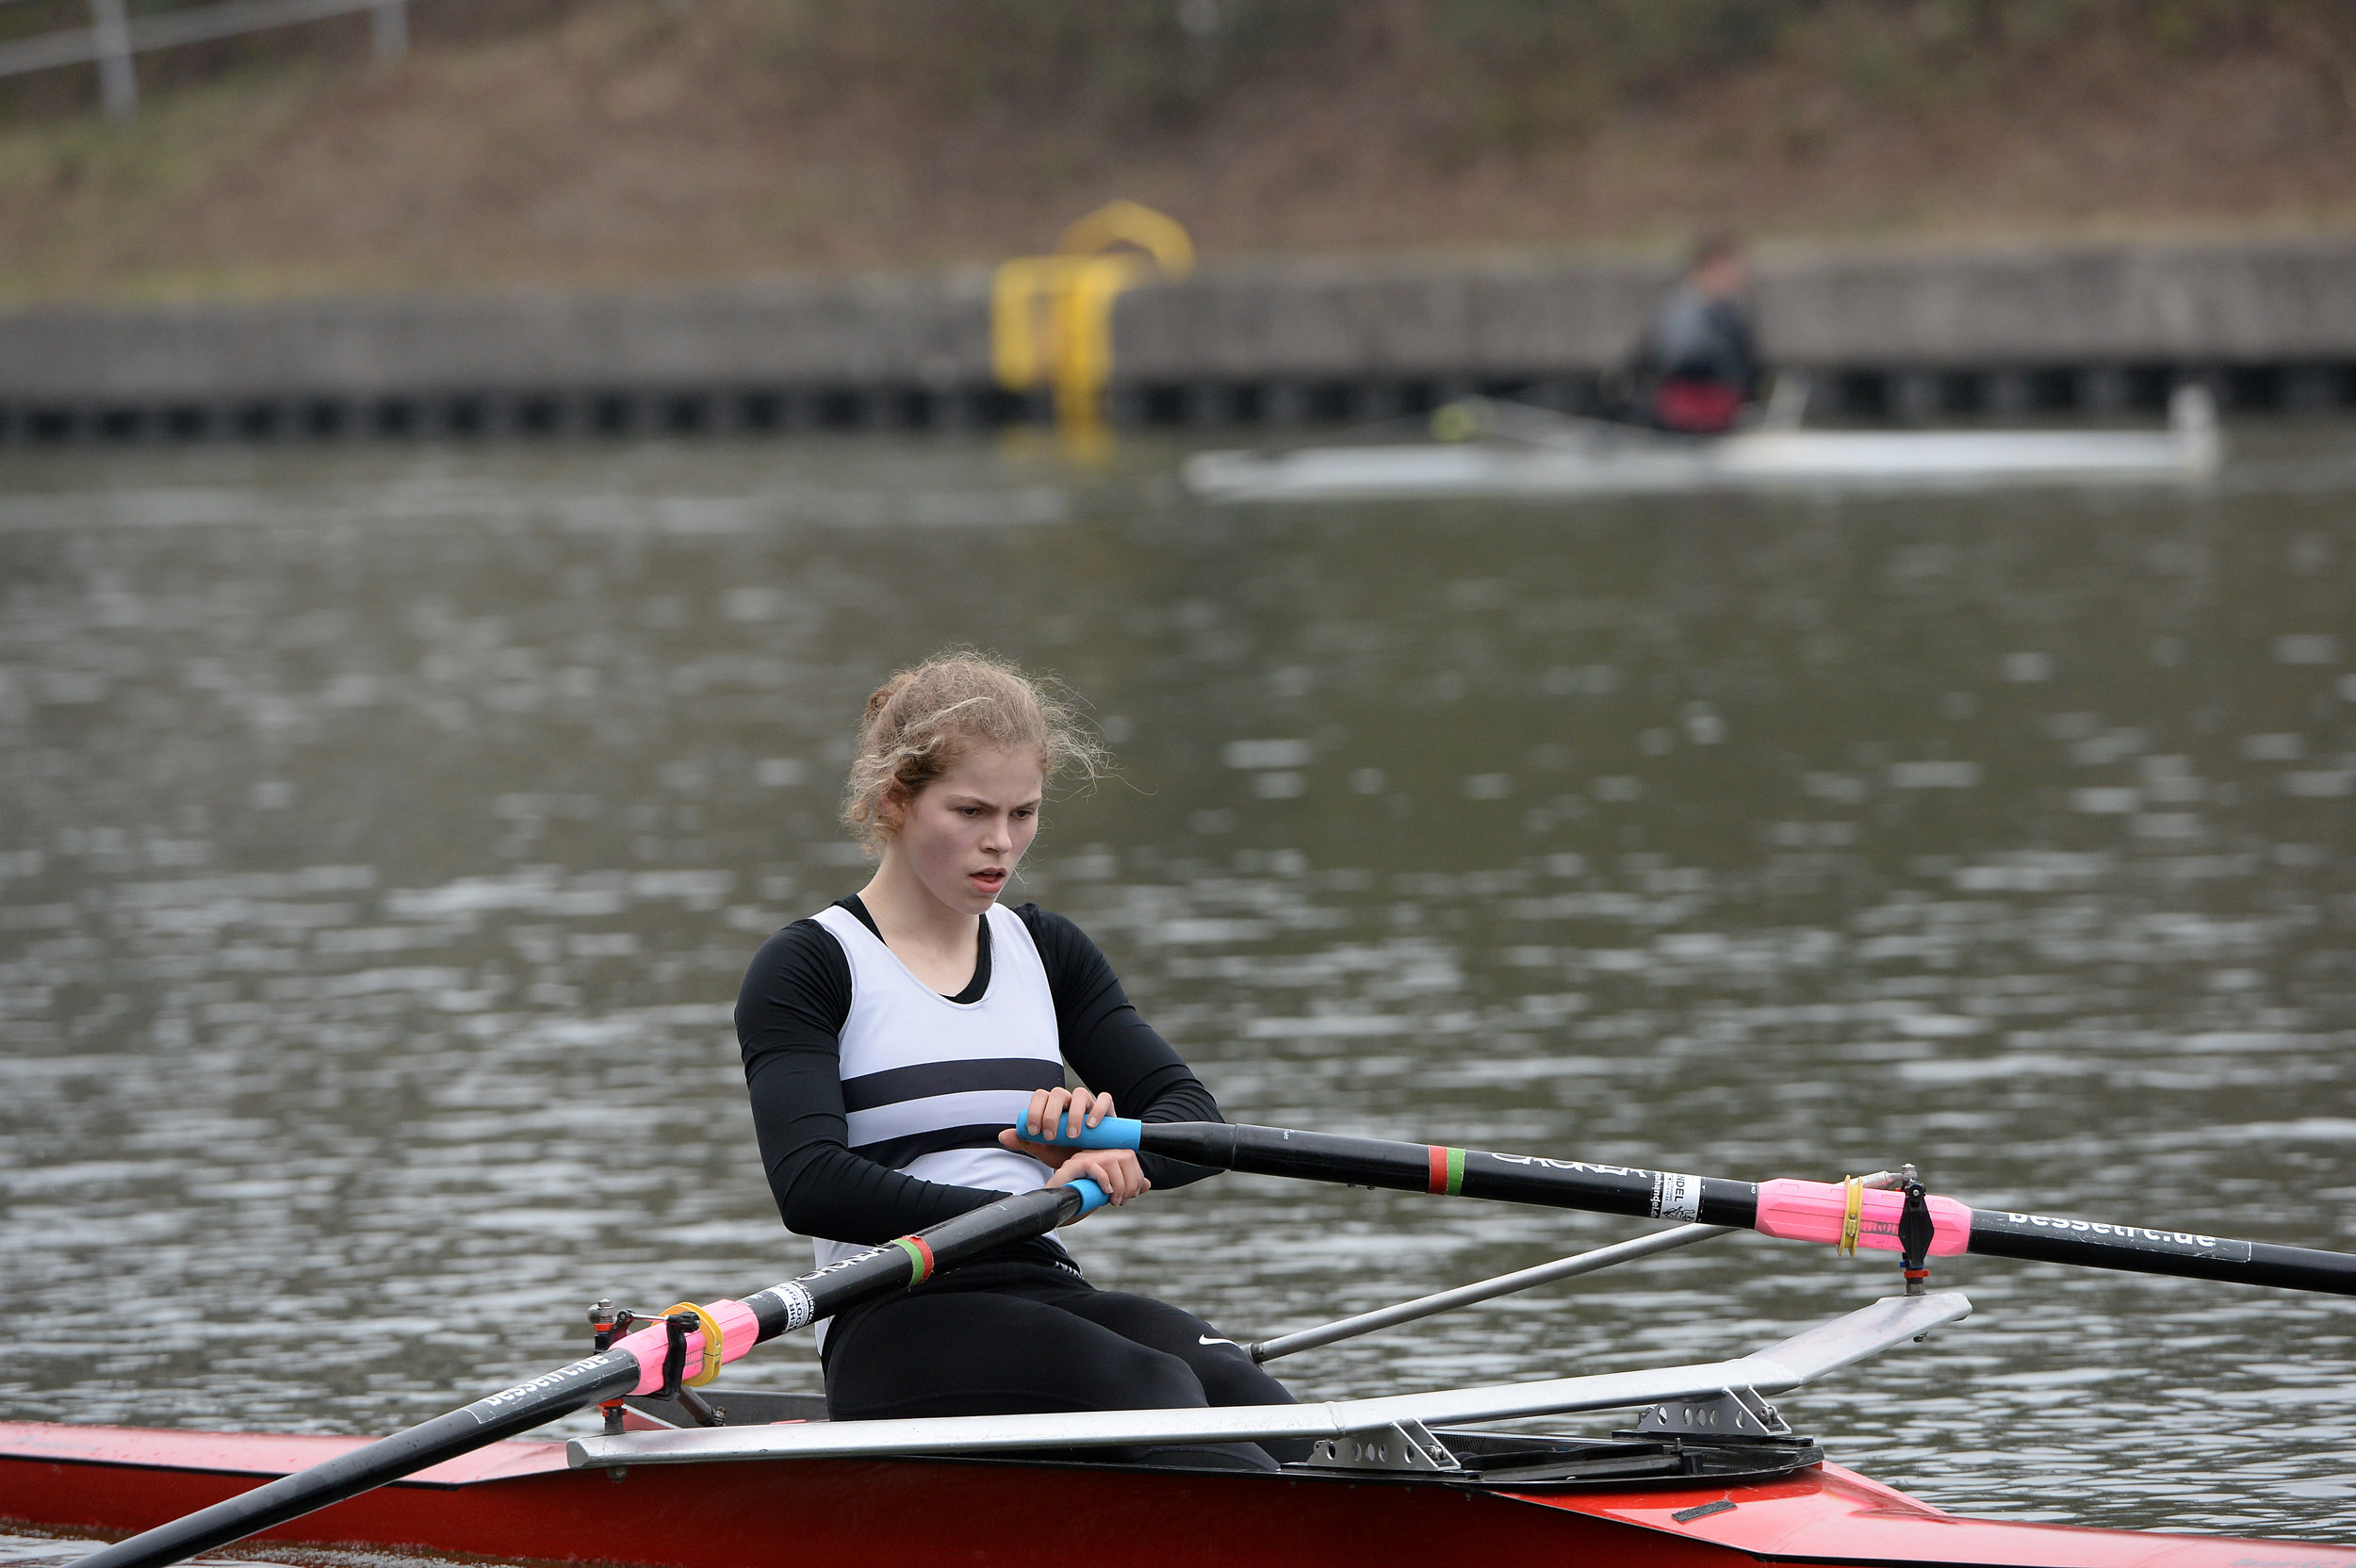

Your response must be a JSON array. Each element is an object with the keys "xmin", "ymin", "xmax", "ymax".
[
  {"xmin": 736, "ymin": 898, "xmax": 1221, "ymax": 1252},
  {"xmin": 1634, "ymin": 286, "xmax": 1762, "ymax": 399}
]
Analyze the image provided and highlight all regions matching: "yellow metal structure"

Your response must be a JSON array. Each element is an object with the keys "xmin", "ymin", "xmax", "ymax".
[{"xmin": 993, "ymin": 202, "xmax": 1195, "ymax": 445}]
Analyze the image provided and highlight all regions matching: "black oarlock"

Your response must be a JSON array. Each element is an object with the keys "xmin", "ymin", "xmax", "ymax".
[
  {"xmin": 657, "ymin": 1312, "xmax": 694, "ymax": 1400},
  {"xmin": 1898, "ymin": 1180, "xmax": 1936, "ymax": 1297},
  {"xmin": 587, "ymin": 1298, "xmax": 620, "ymax": 1352},
  {"xmin": 589, "ymin": 1298, "xmax": 628, "ymax": 1439}
]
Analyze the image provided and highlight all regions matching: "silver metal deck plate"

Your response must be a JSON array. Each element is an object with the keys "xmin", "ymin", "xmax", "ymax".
[
  {"xmin": 1303, "ymin": 1419, "xmax": 1461, "ymax": 1473},
  {"xmin": 1631, "ymin": 1386, "xmax": 1792, "ymax": 1439}
]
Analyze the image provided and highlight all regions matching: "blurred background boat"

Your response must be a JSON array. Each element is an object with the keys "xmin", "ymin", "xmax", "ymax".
[{"xmin": 1185, "ymin": 384, "xmax": 2225, "ymax": 501}]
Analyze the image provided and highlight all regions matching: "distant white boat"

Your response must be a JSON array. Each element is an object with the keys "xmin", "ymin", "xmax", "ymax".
[{"xmin": 1184, "ymin": 384, "xmax": 2222, "ymax": 501}]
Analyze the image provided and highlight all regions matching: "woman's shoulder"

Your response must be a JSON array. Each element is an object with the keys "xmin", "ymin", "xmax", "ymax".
[
  {"xmin": 744, "ymin": 913, "xmax": 853, "ymax": 987},
  {"xmin": 1006, "ymin": 903, "xmax": 1113, "ymax": 979},
  {"xmin": 1006, "ymin": 900, "xmax": 1084, "ymax": 943},
  {"xmin": 736, "ymin": 914, "xmax": 857, "ymax": 1041}
]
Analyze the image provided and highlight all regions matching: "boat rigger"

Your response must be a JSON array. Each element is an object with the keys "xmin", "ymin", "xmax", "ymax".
[{"xmin": 564, "ymin": 1289, "xmax": 1965, "ymax": 1468}]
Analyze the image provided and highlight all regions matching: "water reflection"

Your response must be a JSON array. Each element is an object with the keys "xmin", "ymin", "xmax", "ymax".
[{"xmin": 1, "ymin": 433, "xmax": 2351, "ymax": 1543}]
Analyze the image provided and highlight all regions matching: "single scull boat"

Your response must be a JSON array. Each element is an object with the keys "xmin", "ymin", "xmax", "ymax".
[
  {"xmin": 8, "ymin": 1282, "xmax": 2348, "ymax": 1568},
  {"xmin": 1183, "ymin": 384, "xmax": 2222, "ymax": 500},
  {"xmin": 8, "ymin": 1118, "xmax": 2350, "ymax": 1568}
]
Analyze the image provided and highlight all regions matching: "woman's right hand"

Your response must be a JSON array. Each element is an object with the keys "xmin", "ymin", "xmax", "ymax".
[{"xmin": 1008, "ymin": 1085, "xmax": 1114, "ymax": 1145}]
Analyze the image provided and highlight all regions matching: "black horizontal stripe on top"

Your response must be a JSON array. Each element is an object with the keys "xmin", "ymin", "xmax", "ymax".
[
  {"xmin": 852, "ymin": 1125, "xmax": 1034, "ymax": 1171},
  {"xmin": 840, "ymin": 1056, "xmax": 1068, "ymax": 1115}
]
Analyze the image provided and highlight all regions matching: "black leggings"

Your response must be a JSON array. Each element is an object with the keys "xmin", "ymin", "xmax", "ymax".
[{"xmin": 821, "ymin": 1258, "xmax": 1308, "ymax": 1471}]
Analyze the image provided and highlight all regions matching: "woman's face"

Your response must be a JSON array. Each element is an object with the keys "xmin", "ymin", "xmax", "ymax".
[{"xmin": 882, "ymin": 745, "xmax": 1045, "ymax": 915}]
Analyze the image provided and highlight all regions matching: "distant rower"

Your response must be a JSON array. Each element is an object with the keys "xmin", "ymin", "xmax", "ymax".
[{"xmin": 1631, "ymin": 235, "xmax": 1760, "ymax": 434}]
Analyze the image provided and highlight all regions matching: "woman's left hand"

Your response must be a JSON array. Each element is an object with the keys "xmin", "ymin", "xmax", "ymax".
[{"xmin": 999, "ymin": 1086, "xmax": 1149, "ymax": 1218}]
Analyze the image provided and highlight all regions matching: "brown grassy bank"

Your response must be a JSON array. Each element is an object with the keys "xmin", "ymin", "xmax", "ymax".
[{"xmin": 2, "ymin": 0, "xmax": 2353, "ymax": 303}]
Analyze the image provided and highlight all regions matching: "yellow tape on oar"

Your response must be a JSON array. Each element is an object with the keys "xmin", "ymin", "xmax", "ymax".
[
  {"xmin": 1839, "ymin": 1177, "xmax": 1864, "ymax": 1257},
  {"xmin": 662, "ymin": 1302, "xmax": 727, "ymax": 1388}
]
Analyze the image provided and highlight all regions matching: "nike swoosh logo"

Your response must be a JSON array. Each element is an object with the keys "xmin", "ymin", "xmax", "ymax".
[{"xmin": 1199, "ymin": 1335, "xmax": 1238, "ymax": 1348}]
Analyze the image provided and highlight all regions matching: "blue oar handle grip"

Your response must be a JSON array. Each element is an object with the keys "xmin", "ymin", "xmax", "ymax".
[
  {"xmin": 1062, "ymin": 1177, "xmax": 1110, "ymax": 1216},
  {"xmin": 1014, "ymin": 1115, "xmax": 1143, "ymax": 1151}
]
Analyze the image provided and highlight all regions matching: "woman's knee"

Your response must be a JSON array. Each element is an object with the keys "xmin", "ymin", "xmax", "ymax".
[
  {"xmin": 827, "ymin": 1291, "xmax": 1210, "ymax": 1418},
  {"xmin": 1068, "ymin": 1337, "xmax": 1208, "ymax": 1412},
  {"xmin": 1189, "ymin": 1348, "xmax": 1294, "ymax": 1411}
]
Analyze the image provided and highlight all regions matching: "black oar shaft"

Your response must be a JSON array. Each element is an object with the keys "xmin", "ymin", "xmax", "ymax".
[
  {"xmin": 1114, "ymin": 1121, "xmax": 2356, "ymax": 1298},
  {"xmin": 736, "ymin": 1184, "xmax": 1090, "ymax": 1344},
  {"xmin": 77, "ymin": 1184, "xmax": 1089, "ymax": 1568},
  {"xmin": 1137, "ymin": 1120, "xmax": 1762, "ymax": 1227},
  {"xmin": 72, "ymin": 1362, "xmax": 640, "ymax": 1568},
  {"xmin": 1963, "ymin": 1210, "xmax": 2356, "ymax": 1294}
]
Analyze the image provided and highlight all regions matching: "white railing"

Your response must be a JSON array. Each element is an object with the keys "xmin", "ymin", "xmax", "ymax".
[{"xmin": 0, "ymin": 0, "xmax": 407, "ymax": 119}]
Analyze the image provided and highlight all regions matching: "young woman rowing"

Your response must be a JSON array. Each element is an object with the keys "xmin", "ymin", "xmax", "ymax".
[{"xmin": 734, "ymin": 650, "xmax": 1301, "ymax": 1468}]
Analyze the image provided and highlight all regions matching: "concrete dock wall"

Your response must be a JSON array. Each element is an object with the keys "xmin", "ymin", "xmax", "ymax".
[
  {"xmin": 0, "ymin": 271, "xmax": 994, "ymax": 399},
  {"xmin": 3, "ymin": 235, "xmax": 2351, "ymax": 441},
  {"xmin": 0, "ymin": 271, "xmax": 1000, "ymax": 439},
  {"xmin": 1762, "ymin": 238, "xmax": 2356, "ymax": 365},
  {"xmin": 1115, "ymin": 237, "xmax": 2356, "ymax": 374}
]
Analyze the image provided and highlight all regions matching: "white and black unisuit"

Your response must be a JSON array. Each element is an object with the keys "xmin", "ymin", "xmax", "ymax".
[{"xmin": 733, "ymin": 895, "xmax": 1303, "ymax": 1469}]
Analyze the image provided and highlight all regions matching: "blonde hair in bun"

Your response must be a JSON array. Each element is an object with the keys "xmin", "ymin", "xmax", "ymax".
[{"xmin": 842, "ymin": 648, "xmax": 1108, "ymax": 853}]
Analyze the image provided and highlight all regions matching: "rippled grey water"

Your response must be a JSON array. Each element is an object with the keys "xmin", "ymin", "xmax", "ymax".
[{"xmin": 3, "ymin": 431, "xmax": 2353, "ymax": 1553}]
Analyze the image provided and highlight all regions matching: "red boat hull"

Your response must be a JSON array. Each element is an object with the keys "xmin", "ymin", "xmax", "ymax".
[{"xmin": 5, "ymin": 1421, "xmax": 2351, "ymax": 1568}]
